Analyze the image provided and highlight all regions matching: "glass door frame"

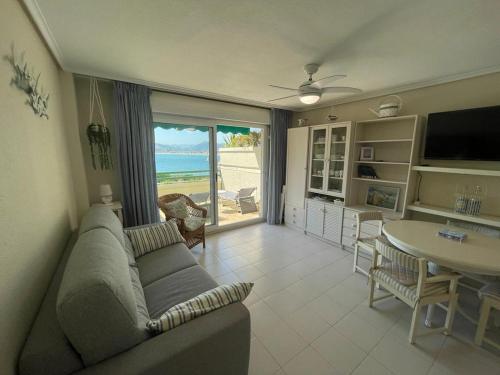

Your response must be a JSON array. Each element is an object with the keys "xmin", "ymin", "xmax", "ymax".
[{"xmin": 208, "ymin": 123, "xmax": 269, "ymax": 232}]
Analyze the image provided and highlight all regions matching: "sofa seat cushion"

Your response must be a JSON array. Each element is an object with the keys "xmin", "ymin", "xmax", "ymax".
[
  {"xmin": 143, "ymin": 265, "xmax": 218, "ymax": 319},
  {"xmin": 136, "ymin": 242, "xmax": 198, "ymax": 286}
]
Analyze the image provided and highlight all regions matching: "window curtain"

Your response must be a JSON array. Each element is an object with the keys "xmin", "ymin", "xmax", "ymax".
[
  {"xmin": 266, "ymin": 108, "xmax": 292, "ymax": 224},
  {"xmin": 113, "ymin": 81, "xmax": 159, "ymax": 227}
]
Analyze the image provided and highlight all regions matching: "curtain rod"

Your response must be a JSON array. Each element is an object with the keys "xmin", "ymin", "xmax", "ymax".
[{"xmin": 73, "ymin": 73, "xmax": 276, "ymax": 112}]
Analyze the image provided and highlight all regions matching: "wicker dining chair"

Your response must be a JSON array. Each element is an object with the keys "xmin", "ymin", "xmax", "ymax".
[
  {"xmin": 369, "ymin": 238, "xmax": 461, "ymax": 344},
  {"xmin": 158, "ymin": 193, "xmax": 207, "ymax": 249}
]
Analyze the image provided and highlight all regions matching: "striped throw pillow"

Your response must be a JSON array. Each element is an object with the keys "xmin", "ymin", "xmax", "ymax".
[
  {"xmin": 146, "ymin": 282, "xmax": 253, "ymax": 334},
  {"xmin": 124, "ymin": 220, "xmax": 185, "ymax": 258}
]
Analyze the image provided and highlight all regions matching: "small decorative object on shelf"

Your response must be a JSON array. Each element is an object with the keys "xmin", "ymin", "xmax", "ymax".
[
  {"xmin": 366, "ymin": 185, "xmax": 400, "ymax": 211},
  {"xmin": 358, "ymin": 165, "xmax": 378, "ymax": 179},
  {"xmin": 368, "ymin": 95, "xmax": 403, "ymax": 118},
  {"xmin": 438, "ymin": 228, "xmax": 467, "ymax": 243},
  {"xmin": 99, "ymin": 184, "xmax": 113, "ymax": 204},
  {"xmin": 360, "ymin": 146, "xmax": 374, "ymax": 161},
  {"xmin": 297, "ymin": 118, "xmax": 308, "ymax": 127},
  {"xmin": 454, "ymin": 185, "xmax": 484, "ymax": 216},
  {"xmin": 87, "ymin": 78, "xmax": 113, "ymax": 170},
  {"xmin": 5, "ymin": 44, "xmax": 49, "ymax": 118}
]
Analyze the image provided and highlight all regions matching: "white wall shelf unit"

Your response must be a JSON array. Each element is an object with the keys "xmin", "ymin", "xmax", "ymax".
[
  {"xmin": 347, "ymin": 115, "xmax": 423, "ymax": 217},
  {"xmin": 407, "ymin": 203, "xmax": 500, "ymax": 228},
  {"xmin": 412, "ymin": 166, "xmax": 500, "ymax": 177}
]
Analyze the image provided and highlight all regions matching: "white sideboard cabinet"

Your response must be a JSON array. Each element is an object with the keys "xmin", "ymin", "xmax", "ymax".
[{"xmin": 305, "ymin": 198, "xmax": 343, "ymax": 244}]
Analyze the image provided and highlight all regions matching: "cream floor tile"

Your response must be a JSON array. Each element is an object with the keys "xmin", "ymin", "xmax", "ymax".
[
  {"xmin": 256, "ymin": 320, "xmax": 308, "ymax": 366},
  {"xmin": 371, "ymin": 329, "xmax": 434, "ymax": 375},
  {"xmin": 214, "ymin": 271, "xmax": 241, "ymax": 284},
  {"xmin": 283, "ymin": 347, "xmax": 335, "ymax": 375},
  {"xmin": 201, "ymin": 259, "xmax": 232, "ymax": 277},
  {"xmin": 222, "ymin": 254, "xmax": 253, "ymax": 270},
  {"xmin": 306, "ymin": 295, "xmax": 352, "ymax": 325},
  {"xmin": 351, "ymin": 356, "xmax": 394, "ymax": 375},
  {"xmin": 285, "ymin": 305, "xmax": 331, "ymax": 343},
  {"xmin": 334, "ymin": 313, "xmax": 389, "ymax": 352},
  {"xmin": 312, "ymin": 327, "xmax": 367, "ymax": 374},
  {"xmin": 235, "ymin": 264, "xmax": 265, "ymax": 281},
  {"xmin": 249, "ymin": 338, "xmax": 281, "ymax": 375},
  {"xmin": 264, "ymin": 289, "xmax": 309, "ymax": 318}
]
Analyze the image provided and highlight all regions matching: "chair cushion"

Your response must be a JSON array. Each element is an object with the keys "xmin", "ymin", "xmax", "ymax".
[
  {"xmin": 185, "ymin": 216, "xmax": 206, "ymax": 231},
  {"xmin": 136, "ymin": 242, "xmax": 198, "ymax": 286},
  {"xmin": 146, "ymin": 282, "xmax": 253, "ymax": 334},
  {"xmin": 143, "ymin": 265, "xmax": 218, "ymax": 319},
  {"xmin": 124, "ymin": 220, "xmax": 185, "ymax": 258},
  {"xmin": 164, "ymin": 197, "xmax": 189, "ymax": 219},
  {"xmin": 372, "ymin": 269, "xmax": 449, "ymax": 307}
]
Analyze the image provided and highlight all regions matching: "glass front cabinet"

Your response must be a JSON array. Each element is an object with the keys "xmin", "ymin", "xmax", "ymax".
[{"xmin": 308, "ymin": 122, "xmax": 352, "ymax": 198}]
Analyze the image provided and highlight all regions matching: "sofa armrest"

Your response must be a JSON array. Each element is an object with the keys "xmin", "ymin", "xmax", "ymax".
[{"xmin": 73, "ymin": 302, "xmax": 250, "ymax": 375}]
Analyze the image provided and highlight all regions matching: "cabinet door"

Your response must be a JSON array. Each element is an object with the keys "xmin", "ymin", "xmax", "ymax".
[
  {"xmin": 323, "ymin": 204, "xmax": 343, "ymax": 243},
  {"xmin": 306, "ymin": 201, "xmax": 324, "ymax": 237},
  {"xmin": 326, "ymin": 124, "xmax": 350, "ymax": 197},
  {"xmin": 286, "ymin": 127, "xmax": 309, "ymax": 207},
  {"xmin": 308, "ymin": 127, "xmax": 328, "ymax": 193}
]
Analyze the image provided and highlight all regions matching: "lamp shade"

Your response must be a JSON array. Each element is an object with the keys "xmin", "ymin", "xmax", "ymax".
[{"xmin": 99, "ymin": 184, "xmax": 113, "ymax": 196}]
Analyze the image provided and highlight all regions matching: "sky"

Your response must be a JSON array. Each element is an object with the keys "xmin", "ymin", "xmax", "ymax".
[{"xmin": 154, "ymin": 126, "xmax": 260, "ymax": 145}]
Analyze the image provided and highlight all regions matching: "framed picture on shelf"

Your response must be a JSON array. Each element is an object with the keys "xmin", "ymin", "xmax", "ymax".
[
  {"xmin": 366, "ymin": 185, "xmax": 400, "ymax": 211},
  {"xmin": 360, "ymin": 146, "xmax": 374, "ymax": 161}
]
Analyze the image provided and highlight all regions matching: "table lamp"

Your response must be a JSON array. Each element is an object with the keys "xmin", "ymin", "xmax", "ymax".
[{"xmin": 99, "ymin": 184, "xmax": 113, "ymax": 204}]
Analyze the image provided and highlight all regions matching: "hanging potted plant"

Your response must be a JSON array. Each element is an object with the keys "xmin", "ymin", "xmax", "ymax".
[{"xmin": 87, "ymin": 78, "xmax": 113, "ymax": 170}]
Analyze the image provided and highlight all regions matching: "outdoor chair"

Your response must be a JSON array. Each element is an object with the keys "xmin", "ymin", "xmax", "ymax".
[
  {"xmin": 158, "ymin": 193, "xmax": 207, "ymax": 249},
  {"xmin": 218, "ymin": 187, "xmax": 257, "ymax": 214},
  {"xmin": 369, "ymin": 238, "xmax": 461, "ymax": 344}
]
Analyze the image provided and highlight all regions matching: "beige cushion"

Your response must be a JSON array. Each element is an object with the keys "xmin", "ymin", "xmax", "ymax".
[
  {"xmin": 146, "ymin": 282, "xmax": 253, "ymax": 334},
  {"xmin": 164, "ymin": 198, "xmax": 189, "ymax": 219},
  {"xmin": 124, "ymin": 220, "xmax": 185, "ymax": 258},
  {"xmin": 185, "ymin": 216, "xmax": 206, "ymax": 231}
]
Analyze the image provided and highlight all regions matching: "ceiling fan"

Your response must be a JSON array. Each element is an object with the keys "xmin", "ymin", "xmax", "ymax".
[{"xmin": 268, "ymin": 63, "xmax": 362, "ymax": 105}]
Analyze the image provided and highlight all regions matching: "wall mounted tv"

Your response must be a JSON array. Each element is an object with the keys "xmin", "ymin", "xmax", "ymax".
[{"xmin": 424, "ymin": 105, "xmax": 500, "ymax": 161}]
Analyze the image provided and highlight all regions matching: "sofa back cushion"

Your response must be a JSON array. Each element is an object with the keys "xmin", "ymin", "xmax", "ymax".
[
  {"xmin": 57, "ymin": 228, "xmax": 149, "ymax": 366},
  {"xmin": 79, "ymin": 206, "xmax": 124, "ymax": 247}
]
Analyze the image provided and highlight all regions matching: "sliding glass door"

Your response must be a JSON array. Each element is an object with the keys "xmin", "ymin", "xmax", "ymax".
[
  {"xmin": 216, "ymin": 126, "xmax": 265, "ymax": 227},
  {"xmin": 154, "ymin": 123, "xmax": 267, "ymax": 228},
  {"xmin": 154, "ymin": 124, "xmax": 216, "ymax": 224}
]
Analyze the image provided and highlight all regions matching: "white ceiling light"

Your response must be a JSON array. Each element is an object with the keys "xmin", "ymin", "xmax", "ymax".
[
  {"xmin": 268, "ymin": 64, "xmax": 361, "ymax": 105},
  {"xmin": 299, "ymin": 92, "xmax": 321, "ymax": 104}
]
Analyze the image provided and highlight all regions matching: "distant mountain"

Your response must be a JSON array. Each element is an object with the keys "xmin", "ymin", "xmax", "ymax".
[{"xmin": 155, "ymin": 142, "xmax": 224, "ymax": 153}]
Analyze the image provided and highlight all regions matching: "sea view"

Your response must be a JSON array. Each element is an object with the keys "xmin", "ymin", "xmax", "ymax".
[{"xmin": 155, "ymin": 153, "xmax": 210, "ymax": 174}]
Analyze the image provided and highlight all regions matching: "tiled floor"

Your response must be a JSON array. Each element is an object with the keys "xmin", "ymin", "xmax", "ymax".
[{"xmin": 191, "ymin": 223, "xmax": 500, "ymax": 375}]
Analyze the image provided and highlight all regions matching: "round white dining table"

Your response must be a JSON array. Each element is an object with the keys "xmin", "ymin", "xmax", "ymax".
[
  {"xmin": 383, "ymin": 220, "xmax": 500, "ymax": 329},
  {"xmin": 383, "ymin": 220, "xmax": 500, "ymax": 276}
]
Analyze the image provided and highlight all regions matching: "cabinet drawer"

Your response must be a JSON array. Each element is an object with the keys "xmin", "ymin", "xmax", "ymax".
[
  {"xmin": 285, "ymin": 205, "xmax": 305, "ymax": 228},
  {"xmin": 342, "ymin": 236, "xmax": 357, "ymax": 249},
  {"xmin": 343, "ymin": 217, "xmax": 380, "ymax": 236}
]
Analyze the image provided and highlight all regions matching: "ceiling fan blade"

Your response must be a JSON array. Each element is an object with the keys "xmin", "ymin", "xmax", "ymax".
[
  {"xmin": 312, "ymin": 74, "xmax": 346, "ymax": 87},
  {"xmin": 322, "ymin": 86, "xmax": 362, "ymax": 94},
  {"xmin": 268, "ymin": 84, "xmax": 297, "ymax": 91},
  {"xmin": 267, "ymin": 94, "xmax": 298, "ymax": 102}
]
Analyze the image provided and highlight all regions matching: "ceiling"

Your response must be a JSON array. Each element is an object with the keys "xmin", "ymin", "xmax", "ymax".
[{"xmin": 27, "ymin": 0, "xmax": 500, "ymax": 110}]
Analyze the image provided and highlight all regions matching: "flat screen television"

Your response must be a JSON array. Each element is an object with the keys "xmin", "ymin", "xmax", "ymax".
[{"xmin": 424, "ymin": 105, "xmax": 500, "ymax": 161}]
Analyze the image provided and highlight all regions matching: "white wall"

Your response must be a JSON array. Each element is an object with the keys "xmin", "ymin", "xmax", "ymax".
[
  {"xmin": 0, "ymin": 1, "xmax": 85, "ymax": 373},
  {"xmin": 219, "ymin": 146, "xmax": 262, "ymax": 203}
]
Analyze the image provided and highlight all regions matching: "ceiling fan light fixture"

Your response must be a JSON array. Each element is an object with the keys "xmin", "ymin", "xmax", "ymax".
[{"xmin": 299, "ymin": 92, "xmax": 321, "ymax": 104}]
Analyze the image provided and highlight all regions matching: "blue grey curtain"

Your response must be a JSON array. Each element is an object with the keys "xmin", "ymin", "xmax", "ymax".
[
  {"xmin": 113, "ymin": 81, "xmax": 159, "ymax": 227},
  {"xmin": 266, "ymin": 108, "xmax": 292, "ymax": 224}
]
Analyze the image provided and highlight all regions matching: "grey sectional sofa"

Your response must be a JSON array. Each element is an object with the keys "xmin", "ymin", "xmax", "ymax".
[{"xmin": 19, "ymin": 207, "xmax": 251, "ymax": 375}]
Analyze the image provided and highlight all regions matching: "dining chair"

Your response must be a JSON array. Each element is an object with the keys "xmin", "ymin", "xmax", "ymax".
[
  {"xmin": 369, "ymin": 238, "xmax": 461, "ymax": 344},
  {"xmin": 475, "ymin": 282, "xmax": 500, "ymax": 350},
  {"xmin": 353, "ymin": 211, "xmax": 384, "ymax": 276}
]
